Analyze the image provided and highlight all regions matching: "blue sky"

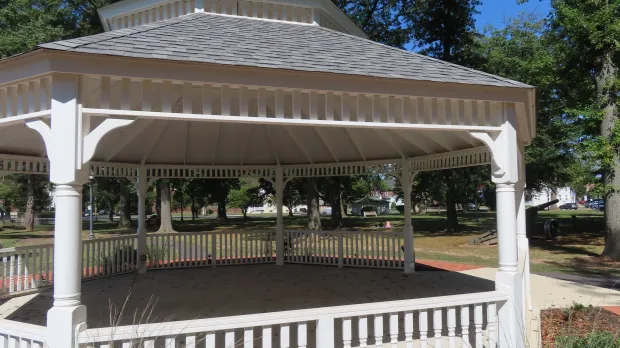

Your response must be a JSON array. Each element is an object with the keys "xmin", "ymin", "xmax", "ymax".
[{"xmin": 475, "ymin": 0, "xmax": 551, "ymax": 31}]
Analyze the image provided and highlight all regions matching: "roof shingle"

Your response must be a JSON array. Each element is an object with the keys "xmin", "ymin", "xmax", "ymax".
[{"xmin": 38, "ymin": 13, "xmax": 532, "ymax": 88}]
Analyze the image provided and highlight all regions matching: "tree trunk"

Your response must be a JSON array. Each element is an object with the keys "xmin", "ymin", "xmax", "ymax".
[
  {"xmin": 191, "ymin": 197, "xmax": 196, "ymax": 221},
  {"xmin": 444, "ymin": 171, "xmax": 458, "ymax": 232},
  {"xmin": 108, "ymin": 205, "xmax": 114, "ymax": 223},
  {"xmin": 22, "ymin": 174, "xmax": 35, "ymax": 232},
  {"xmin": 330, "ymin": 178, "xmax": 343, "ymax": 229},
  {"xmin": 118, "ymin": 178, "xmax": 132, "ymax": 229},
  {"xmin": 217, "ymin": 200, "xmax": 228, "ymax": 222},
  {"xmin": 599, "ymin": 52, "xmax": 620, "ymax": 260},
  {"xmin": 157, "ymin": 180, "xmax": 175, "ymax": 233},
  {"xmin": 306, "ymin": 178, "xmax": 321, "ymax": 230},
  {"xmin": 287, "ymin": 205, "xmax": 294, "ymax": 217}
]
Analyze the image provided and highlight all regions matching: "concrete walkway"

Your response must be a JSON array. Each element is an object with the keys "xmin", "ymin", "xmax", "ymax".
[{"xmin": 461, "ymin": 267, "xmax": 620, "ymax": 310}]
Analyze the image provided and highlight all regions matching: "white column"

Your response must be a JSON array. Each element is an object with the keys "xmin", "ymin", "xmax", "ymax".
[
  {"xmin": 137, "ymin": 167, "xmax": 148, "ymax": 273},
  {"xmin": 43, "ymin": 73, "xmax": 88, "ymax": 348},
  {"xmin": 496, "ymin": 184, "xmax": 518, "ymax": 273},
  {"xmin": 401, "ymin": 168, "xmax": 415, "ymax": 273},
  {"xmin": 275, "ymin": 167, "xmax": 284, "ymax": 266}
]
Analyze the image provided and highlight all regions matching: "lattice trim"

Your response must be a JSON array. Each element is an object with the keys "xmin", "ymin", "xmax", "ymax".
[
  {"xmin": 0, "ymin": 155, "xmax": 49, "ymax": 175},
  {"xmin": 410, "ymin": 146, "xmax": 490, "ymax": 171}
]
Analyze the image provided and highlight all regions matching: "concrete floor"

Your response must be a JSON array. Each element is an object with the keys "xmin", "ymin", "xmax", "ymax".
[{"xmin": 2, "ymin": 265, "xmax": 494, "ymax": 328}]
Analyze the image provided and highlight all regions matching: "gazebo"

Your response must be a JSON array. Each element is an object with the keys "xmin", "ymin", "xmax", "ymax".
[{"xmin": 0, "ymin": 0, "xmax": 535, "ymax": 347}]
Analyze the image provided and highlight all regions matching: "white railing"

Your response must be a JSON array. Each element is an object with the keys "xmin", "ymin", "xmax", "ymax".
[
  {"xmin": 285, "ymin": 230, "xmax": 404, "ymax": 269},
  {"xmin": 82, "ymin": 236, "xmax": 138, "ymax": 280},
  {"xmin": 78, "ymin": 291, "xmax": 506, "ymax": 348},
  {"xmin": 0, "ymin": 244, "xmax": 54, "ymax": 296},
  {"xmin": 146, "ymin": 231, "xmax": 276, "ymax": 269},
  {"xmin": 0, "ymin": 319, "xmax": 47, "ymax": 348}
]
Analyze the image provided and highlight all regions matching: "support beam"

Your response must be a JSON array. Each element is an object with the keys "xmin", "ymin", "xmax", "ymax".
[
  {"xmin": 83, "ymin": 118, "xmax": 135, "ymax": 163},
  {"xmin": 285, "ymin": 126, "xmax": 314, "ymax": 164},
  {"xmin": 136, "ymin": 166, "xmax": 148, "ymax": 273},
  {"xmin": 401, "ymin": 167, "xmax": 416, "ymax": 273},
  {"xmin": 275, "ymin": 166, "xmax": 285, "ymax": 265}
]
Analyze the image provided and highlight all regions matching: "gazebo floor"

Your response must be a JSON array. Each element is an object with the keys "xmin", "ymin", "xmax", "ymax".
[{"xmin": 3, "ymin": 264, "xmax": 494, "ymax": 328}]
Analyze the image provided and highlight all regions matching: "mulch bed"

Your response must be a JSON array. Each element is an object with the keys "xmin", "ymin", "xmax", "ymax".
[{"xmin": 541, "ymin": 306, "xmax": 620, "ymax": 347}]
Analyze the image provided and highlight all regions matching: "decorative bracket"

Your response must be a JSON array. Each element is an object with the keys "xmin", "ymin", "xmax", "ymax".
[
  {"xmin": 25, "ymin": 120, "xmax": 54, "ymax": 163},
  {"xmin": 83, "ymin": 119, "xmax": 135, "ymax": 164},
  {"xmin": 469, "ymin": 132, "xmax": 505, "ymax": 179}
]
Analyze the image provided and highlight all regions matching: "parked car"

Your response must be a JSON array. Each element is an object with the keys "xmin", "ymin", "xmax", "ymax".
[{"xmin": 559, "ymin": 203, "xmax": 578, "ymax": 210}]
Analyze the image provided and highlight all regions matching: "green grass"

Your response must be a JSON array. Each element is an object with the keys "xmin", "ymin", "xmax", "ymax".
[{"xmin": 1, "ymin": 208, "xmax": 616, "ymax": 277}]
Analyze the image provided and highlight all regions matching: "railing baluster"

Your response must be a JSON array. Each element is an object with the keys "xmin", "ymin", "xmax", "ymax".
[
  {"xmin": 342, "ymin": 317, "xmax": 352, "ymax": 348},
  {"xmin": 185, "ymin": 334, "xmax": 196, "ymax": 348},
  {"xmin": 474, "ymin": 304, "xmax": 483, "ymax": 348},
  {"xmin": 212, "ymin": 233, "xmax": 217, "ymax": 268},
  {"xmin": 298, "ymin": 322, "xmax": 307, "ymax": 348},
  {"xmin": 262, "ymin": 326, "xmax": 272, "ymax": 348},
  {"xmin": 374, "ymin": 314, "xmax": 383, "ymax": 348},
  {"xmin": 164, "ymin": 337, "xmax": 177, "ymax": 348},
  {"xmin": 359, "ymin": 315, "xmax": 368, "ymax": 348},
  {"xmin": 404, "ymin": 311, "xmax": 414, "ymax": 348},
  {"xmin": 23, "ymin": 249, "xmax": 29, "ymax": 290},
  {"xmin": 419, "ymin": 310, "xmax": 428, "ymax": 348},
  {"xmin": 447, "ymin": 307, "xmax": 456, "ymax": 348},
  {"xmin": 244, "ymin": 327, "xmax": 253, "ymax": 348},
  {"xmin": 433, "ymin": 308, "xmax": 442, "ymax": 348},
  {"xmin": 280, "ymin": 324, "xmax": 290, "ymax": 348},
  {"xmin": 2, "ymin": 255, "xmax": 7, "ymax": 294},
  {"xmin": 16, "ymin": 252, "xmax": 22, "ymax": 292},
  {"xmin": 389, "ymin": 313, "xmax": 398, "ymax": 347},
  {"xmin": 461, "ymin": 305, "xmax": 470, "ymax": 348},
  {"xmin": 487, "ymin": 302, "xmax": 497, "ymax": 347},
  {"xmin": 225, "ymin": 330, "xmax": 235, "ymax": 347},
  {"xmin": 205, "ymin": 333, "xmax": 215, "ymax": 348}
]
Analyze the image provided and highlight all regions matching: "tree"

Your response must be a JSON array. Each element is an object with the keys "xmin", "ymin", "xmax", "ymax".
[
  {"xmin": 156, "ymin": 180, "xmax": 175, "ymax": 233},
  {"xmin": 406, "ymin": 0, "xmax": 483, "ymax": 230},
  {"xmin": 331, "ymin": 0, "xmax": 412, "ymax": 47},
  {"xmin": 481, "ymin": 14, "xmax": 578, "ymax": 192},
  {"xmin": 549, "ymin": 0, "xmax": 620, "ymax": 259},
  {"xmin": 306, "ymin": 178, "xmax": 321, "ymax": 230},
  {"xmin": 228, "ymin": 179, "xmax": 263, "ymax": 220},
  {"xmin": 0, "ymin": 174, "xmax": 52, "ymax": 231},
  {"xmin": 117, "ymin": 178, "xmax": 132, "ymax": 229}
]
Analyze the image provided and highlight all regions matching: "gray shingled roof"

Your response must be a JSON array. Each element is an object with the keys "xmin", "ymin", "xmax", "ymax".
[{"xmin": 39, "ymin": 13, "xmax": 531, "ymax": 88}]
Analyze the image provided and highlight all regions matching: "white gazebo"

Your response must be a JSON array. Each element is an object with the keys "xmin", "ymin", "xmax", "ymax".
[{"xmin": 0, "ymin": 0, "xmax": 535, "ymax": 346}]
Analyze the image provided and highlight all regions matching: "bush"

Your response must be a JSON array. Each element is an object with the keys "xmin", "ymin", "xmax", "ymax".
[
  {"xmin": 38, "ymin": 211, "xmax": 55, "ymax": 218},
  {"xmin": 395, "ymin": 205, "xmax": 404, "ymax": 214},
  {"xmin": 556, "ymin": 332, "xmax": 620, "ymax": 348},
  {"xmin": 361, "ymin": 205, "xmax": 376, "ymax": 212}
]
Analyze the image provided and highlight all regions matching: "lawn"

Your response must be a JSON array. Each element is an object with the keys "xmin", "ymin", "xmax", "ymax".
[{"xmin": 1, "ymin": 209, "xmax": 617, "ymax": 276}]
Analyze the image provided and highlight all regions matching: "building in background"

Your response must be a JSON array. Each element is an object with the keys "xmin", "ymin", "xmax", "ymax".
[{"xmin": 528, "ymin": 187, "xmax": 577, "ymax": 207}]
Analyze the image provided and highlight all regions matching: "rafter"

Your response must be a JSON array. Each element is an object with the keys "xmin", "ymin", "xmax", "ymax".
[
  {"xmin": 314, "ymin": 128, "xmax": 339, "ymax": 163},
  {"xmin": 417, "ymin": 132, "xmax": 457, "ymax": 152},
  {"xmin": 284, "ymin": 126, "xmax": 314, "ymax": 164},
  {"xmin": 264, "ymin": 126, "xmax": 280, "ymax": 166},
  {"xmin": 105, "ymin": 119, "xmax": 155, "ymax": 161},
  {"xmin": 140, "ymin": 121, "xmax": 168, "ymax": 165},
  {"xmin": 183, "ymin": 121, "xmax": 190, "ymax": 165},
  {"xmin": 239, "ymin": 125, "xmax": 253, "ymax": 166},
  {"xmin": 391, "ymin": 131, "xmax": 434, "ymax": 154},
  {"xmin": 375, "ymin": 129, "xmax": 406, "ymax": 158},
  {"xmin": 211, "ymin": 123, "xmax": 221, "ymax": 165},
  {"xmin": 344, "ymin": 128, "xmax": 366, "ymax": 161},
  {"xmin": 453, "ymin": 131, "xmax": 480, "ymax": 147}
]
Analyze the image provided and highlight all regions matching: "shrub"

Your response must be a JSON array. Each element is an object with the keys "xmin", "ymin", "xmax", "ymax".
[
  {"xmin": 556, "ymin": 332, "xmax": 620, "ymax": 348},
  {"xmin": 395, "ymin": 205, "xmax": 405, "ymax": 214}
]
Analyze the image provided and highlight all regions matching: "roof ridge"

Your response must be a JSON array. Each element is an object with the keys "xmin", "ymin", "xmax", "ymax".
[
  {"xmin": 313, "ymin": 25, "xmax": 530, "ymax": 88},
  {"xmin": 40, "ymin": 12, "xmax": 205, "ymax": 50}
]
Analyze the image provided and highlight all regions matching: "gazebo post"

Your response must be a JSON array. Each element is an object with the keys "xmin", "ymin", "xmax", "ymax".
[
  {"xmin": 39, "ymin": 73, "xmax": 88, "ymax": 348},
  {"xmin": 401, "ymin": 167, "xmax": 416, "ymax": 273},
  {"xmin": 136, "ymin": 166, "xmax": 148, "ymax": 273},
  {"xmin": 275, "ymin": 166, "xmax": 285, "ymax": 265},
  {"xmin": 516, "ymin": 144, "xmax": 532, "ymax": 311}
]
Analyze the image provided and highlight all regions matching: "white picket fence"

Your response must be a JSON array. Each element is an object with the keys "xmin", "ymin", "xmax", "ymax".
[
  {"xmin": 1, "ymin": 230, "xmax": 405, "ymax": 297},
  {"xmin": 0, "ymin": 244, "xmax": 54, "ymax": 295},
  {"xmin": 0, "ymin": 319, "xmax": 47, "ymax": 348},
  {"xmin": 146, "ymin": 231, "xmax": 276, "ymax": 269},
  {"xmin": 285, "ymin": 230, "xmax": 404, "ymax": 269},
  {"xmin": 77, "ymin": 291, "xmax": 505, "ymax": 348}
]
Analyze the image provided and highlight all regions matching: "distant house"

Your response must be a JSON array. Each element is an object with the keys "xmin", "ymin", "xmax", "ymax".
[
  {"xmin": 350, "ymin": 197, "xmax": 391, "ymax": 215},
  {"xmin": 528, "ymin": 187, "xmax": 577, "ymax": 207}
]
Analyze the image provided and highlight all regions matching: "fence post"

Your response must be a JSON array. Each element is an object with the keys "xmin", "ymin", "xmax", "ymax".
[
  {"xmin": 211, "ymin": 233, "xmax": 217, "ymax": 268},
  {"xmin": 317, "ymin": 314, "xmax": 335, "ymax": 348},
  {"xmin": 337, "ymin": 234, "xmax": 343, "ymax": 268}
]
